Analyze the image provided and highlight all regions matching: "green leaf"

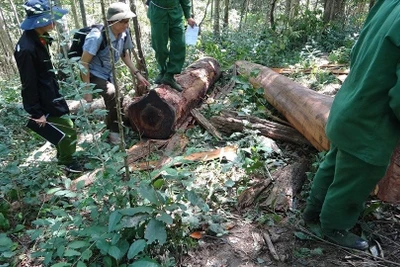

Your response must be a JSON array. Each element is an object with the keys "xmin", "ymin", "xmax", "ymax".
[
  {"xmin": 145, "ymin": 219, "xmax": 167, "ymax": 245},
  {"xmin": 119, "ymin": 207, "xmax": 154, "ymax": 216},
  {"xmin": 47, "ymin": 187, "xmax": 62, "ymax": 194},
  {"xmin": 81, "ymin": 249, "xmax": 92, "ymax": 261},
  {"xmin": 64, "ymin": 249, "xmax": 81, "ymax": 257},
  {"xmin": 129, "ymin": 258, "xmax": 160, "ymax": 267},
  {"xmin": 108, "ymin": 245, "xmax": 121, "ymax": 260},
  {"xmin": 68, "ymin": 240, "xmax": 89, "ymax": 249},
  {"xmin": 76, "ymin": 261, "xmax": 87, "ymax": 267},
  {"xmin": 157, "ymin": 212, "xmax": 173, "ymax": 225},
  {"xmin": 294, "ymin": 231, "xmax": 311, "ymax": 240},
  {"xmin": 127, "ymin": 239, "xmax": 147, "ymax": 259},
  {"xmin": 108, "ymin": 211, "xmax": 122, "ymax": 232},
  {"xmin": 138, "ymin": 184, "xmax": 160, "ymax": 205},
  {"xmin": 50, "ymin": 263, "xmax": 71, "ymax": 267}
]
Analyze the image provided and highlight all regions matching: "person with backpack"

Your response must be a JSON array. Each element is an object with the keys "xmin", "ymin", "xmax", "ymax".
[
  {"xmin": 14, "ymin": 0, "xmax": 84, "ymax": 174},
  {"xmin": 80, "ymin": 2, "xmax": 150, "ymax": 145},
  {"xmin": 147, "ymin": 0, "xmax": 196, "ymax": 92}
]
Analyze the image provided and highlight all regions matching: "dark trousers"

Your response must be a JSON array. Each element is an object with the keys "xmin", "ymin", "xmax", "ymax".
[
  {"xmin": 90, "ymin": 75, "xmax": 119, "ymax": 133},
  {"xmin": 306, "ymin": 144, "xmax": 387, "ymax": 230}
]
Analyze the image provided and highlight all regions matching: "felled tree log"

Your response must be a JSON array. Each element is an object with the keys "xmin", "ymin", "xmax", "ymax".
[
  {"xmin": 127, "ymin": 57, "xmax": 221, "ymax": 139},
  {"xmin": 238, "ymin": 159, "xmax": 309, "ymax": 211},
  {"xmin": 209, "ymin": 112, "xmax": 311, "ymax": 146},
  {"xmin": 377, "ymin": 146, "xmax": 400, "ymax": 203},
  {"xmin": 235, "ymin": 60, "xmax": 400, "ymax": 203},
  {"xmin": 235, "ymin": 60, "xmax": 332, "ymax": 151}
]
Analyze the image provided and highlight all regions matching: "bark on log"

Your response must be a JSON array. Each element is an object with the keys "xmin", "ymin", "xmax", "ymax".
[
  {"xmin": 209, "ymin": 114, "xmax": 311, "ymax": 146},
  {"xmin": 127, "ymin": 57, "xmax": 221, "ymax": 139},
  {"xmin": 235, "ymin": 60, "xmax": 400, "ymax": 203},
  {"xmin": 235, "ymin": 60, "xmax": 332, "ymax": 151}
]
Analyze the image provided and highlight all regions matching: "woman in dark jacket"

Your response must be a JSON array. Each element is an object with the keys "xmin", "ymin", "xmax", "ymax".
[{"xmin": 15, "ymin": 0, "xmax": 82, "ymax": 173}]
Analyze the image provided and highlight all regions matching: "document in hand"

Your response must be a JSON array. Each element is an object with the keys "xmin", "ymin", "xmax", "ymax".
[
  {"xmin": 185, "ymin": 25, "xmax": 199, "ymax": 46},
  {"xmin": 26, "ymin": 119, "xmax": 66, "ymax": 145}
]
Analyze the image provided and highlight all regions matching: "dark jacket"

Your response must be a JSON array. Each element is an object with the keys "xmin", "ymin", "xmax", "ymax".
[{"xmin": 14, "ymin": 30, "xmax": 69, "ymax": 119}]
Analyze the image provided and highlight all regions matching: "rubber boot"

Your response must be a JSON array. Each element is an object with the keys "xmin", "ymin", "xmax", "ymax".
[
  {"xmin": 322, "ymin": 229, "xmax": 369, "ymax": 250},
  {"xmin": 161, "ymin": 74, "xmax": 183, "ymax": 92}
]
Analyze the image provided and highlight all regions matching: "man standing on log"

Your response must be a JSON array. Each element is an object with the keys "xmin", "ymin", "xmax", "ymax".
[
  {"xmin": 303, "ymin": 0, "xmax": 400, "ymax": 250},
  {"xmin": 15, "ymin": 0, "xmax": 83, "ymax": 173},
  {"xmin": 147, "ymin": 0, "xmax": 196, "ymax": 92},
  {"xmin": 80, "ymin": 2, "xmax": 150, "ymax": 145}
]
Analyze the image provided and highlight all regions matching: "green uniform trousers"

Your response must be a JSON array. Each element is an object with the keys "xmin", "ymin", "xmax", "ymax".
[
  {"xmin": 148, "ymin": 2, "xmax": 186, "ymax": 75},
  {"xmin": 306, "ymin": 144, "xmax": 387, "ymax": 230},
  {"xmin": 47, "ymin": 116, "xmax": 77, "ymax": 165}
]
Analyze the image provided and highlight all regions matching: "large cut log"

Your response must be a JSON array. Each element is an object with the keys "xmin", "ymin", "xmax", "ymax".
[
  {"xmin": 235, "ymin": 61, "xmax": 332, "ymax": 151},
  {"xmin": 127, "ymin": 57, "xmax": 221, "ymax": 139},
  {"xmin": 235, "ymin": 60, "xmax": 400, "ymax": 203}
]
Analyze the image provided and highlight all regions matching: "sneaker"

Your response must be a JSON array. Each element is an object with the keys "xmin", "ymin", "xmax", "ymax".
[
  {"xmin": 161, "ymin": 75, "xmax": 183, "ymax": 92},
  {"xmin": 322, "ymin": 229, "xmax": 369, "ymax": 250},
  {"xmin": 154, "ymin": 72, "xmax": 165, "ymax": 84},
  {"xmin": 109, "ymin": 132, "xmax": 120, "ymax": 145},
  {"xmin": 64, "ymin": 161, "xmax": 84, "ymax": 174}
]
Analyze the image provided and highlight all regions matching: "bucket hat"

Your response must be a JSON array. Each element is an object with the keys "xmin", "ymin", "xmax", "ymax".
[
  {"xmin": 107, "ymin": 2, "xmax": 136, "ymax": 21},
  {"xmin": 20, "ymin": 0, "xmax": 68, "ymax": 30}
]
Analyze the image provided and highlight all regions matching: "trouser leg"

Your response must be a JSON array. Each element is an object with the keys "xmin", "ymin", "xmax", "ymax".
[
  {"xmin": 320, "ymin": 148, "xmax": 387, "ymax": 230},
  {"xmin": 90, "ymin": 75, "xmax": 119, "ymax": 133},
  {"xmin": 150, "ymin": 18, "xmax": 169, "ymax": 74},
  {"xmin": 166, "ymin": 18, "xmax": 185, "ymax": 75},
  {"xmin": 305, "ymin": 145, "xmax": 338, "ymax": 216},
  {"xmin": 47, "ymin": 116, "xmax": 77, "ymax": 165}
]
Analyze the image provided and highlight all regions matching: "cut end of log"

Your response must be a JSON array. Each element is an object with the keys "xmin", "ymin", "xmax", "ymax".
[{"xmin": 127, "ymin": 90, "xmax": 176, "ymax": 139}]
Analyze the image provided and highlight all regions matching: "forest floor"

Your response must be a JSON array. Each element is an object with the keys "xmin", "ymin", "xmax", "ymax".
[
  {"xmin": 179, "ymin": 65, "xmax": 400, "ymax": 267},
  {"xmin": 180, "ymin": 143, "xmax": 400, "ymax": 267},
  {"xmin": 9, "ymin": 60, "xmax": 400, "ymax": 267}
]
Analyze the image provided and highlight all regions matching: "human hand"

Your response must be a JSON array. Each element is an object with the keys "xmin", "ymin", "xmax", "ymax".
[
  {"xmin": 32, "ymin": 115, "xmax": 47, "ymax": 127},
  {"xmin": 84, "ymin": 94, "xmax": 93, "ymax": 103},
  {"xmin": 137, "ymin": 73, "xmax": 151, "ymax": 87},
  {"xmin": 187, "ymin": 18, "xmax": 196, "ymax": 28}
]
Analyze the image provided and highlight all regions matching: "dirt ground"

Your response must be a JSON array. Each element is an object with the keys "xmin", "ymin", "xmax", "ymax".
[{"xmin": 181, "ymin": 201, "xmax": 400, "ymax": 267}]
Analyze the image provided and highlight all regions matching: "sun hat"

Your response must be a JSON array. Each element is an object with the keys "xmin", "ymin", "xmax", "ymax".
[
  {"xmin": 107, "ymin": 2, "xmax": 136, "ymax": 21},
  {"xmin": 20, "ymin": 0, "xmax": 68, "ymax": 30}
]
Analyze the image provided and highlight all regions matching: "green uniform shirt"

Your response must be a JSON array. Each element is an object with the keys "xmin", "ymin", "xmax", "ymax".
[
  {"xmin": 326, "ymin": 0, "xmax": 400, "ymax": 166},
  {"xmin": 149, "ymin": 0, "xmax": 191, "ymax": 19}
]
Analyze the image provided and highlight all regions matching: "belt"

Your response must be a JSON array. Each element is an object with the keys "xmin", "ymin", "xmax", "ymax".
[{"xmin": 150, "ymin": 1, "xmax": 177, "ymax": 9}]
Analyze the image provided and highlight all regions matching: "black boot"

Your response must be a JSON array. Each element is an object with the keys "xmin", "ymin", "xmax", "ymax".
[
  {"xmin": 161, "ymin": 74, "xmax": 183, "ymax": 92},
  {"xmin": 154, "ymin": 72, "xmax": 164, "ymax": 84},
  {"xmin": 322, "ymin": 229, "xmax": 369, "ymax": 250}
]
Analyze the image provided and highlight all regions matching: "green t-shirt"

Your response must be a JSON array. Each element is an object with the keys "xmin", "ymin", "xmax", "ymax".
[{"xmin": 326, "ymin": 0, "xmax": 400, "ymax": 166}]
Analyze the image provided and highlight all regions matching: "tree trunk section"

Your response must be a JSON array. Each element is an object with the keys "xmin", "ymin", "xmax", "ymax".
[
  {"xmin": 235, "ymin": 60, "xmax": 400, "ymax": 203},
  {"xmin": 377, "ymin": 146, "xmax": 400, "ymax": 203},
  {"xmin": 209, "ymin": 113, "xmax": 311, "ymax": 146},
  {"xmin": 223, "ymin": 0, "xmax": 229, "ymax": 28},
  {"xmin": 213, "ymin": 0, "xmax": 220, "ymax": 37},
  {"xmin": 323, "ymin": 0, "xmax": 346, "ymax": 24},
  {"xmin": 235, "ymin": 60, "xmax": 331, "ymax": 151},
  {"xmin": 127, "ymin": 57, "xmax": 221, "ymax": 139}
]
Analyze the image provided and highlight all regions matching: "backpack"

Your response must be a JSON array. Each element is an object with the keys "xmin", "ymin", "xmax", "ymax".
[{"xmin": 68, "ymin": 24, "xmax": 106, "ymax": 59}]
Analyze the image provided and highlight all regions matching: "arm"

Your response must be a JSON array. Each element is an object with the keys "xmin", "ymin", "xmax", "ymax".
[
  {"xmin": 121, "ymin": 50, "xmax": 151, "ymax": 87},
  {"xmin": 16, "ymin": 49, "xmax": 45, "ymax": 119},
  {"xmin": 179, "ymin": 0, "xmax": 196, "ymax": 27},
  {"xmin": 80, "ymin": 51, "xmax": 94, "ymax": 102}
]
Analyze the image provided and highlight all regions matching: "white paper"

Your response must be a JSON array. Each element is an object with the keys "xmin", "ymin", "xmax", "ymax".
[{"xmin": 185, "ymin": 26, "xmax": 199, "ymax": 46}]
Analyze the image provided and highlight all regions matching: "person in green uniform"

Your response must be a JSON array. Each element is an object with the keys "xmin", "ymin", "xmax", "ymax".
[
  {"xmin": 147, "ymin": 0, "xmax": 196, "ymax": 91},
  {"xmin": 302, "ymin": 0, "xmax": 400, "ymax": 250}
]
